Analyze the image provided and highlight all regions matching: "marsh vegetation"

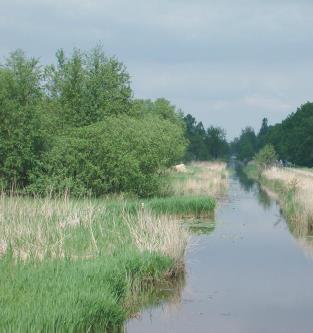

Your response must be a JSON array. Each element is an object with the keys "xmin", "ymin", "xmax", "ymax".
[{"xmin": 0, "ymin": 162, "xmax": 226, "ymax": 331}]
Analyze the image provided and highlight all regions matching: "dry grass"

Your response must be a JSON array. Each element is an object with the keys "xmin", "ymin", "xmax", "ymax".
[
  {"xmin": 124, "ymin": 209, "xmax": 189, "ymax": 266},
  {"xmin": 0, "ymin": 194, "xmax": 109, "ymax": 261},
  {"xmin": 263, "ymin": 167, "xmax": 313, "ymax": 236},
  {"xmin": 0, "ymin": 193, "xmax": 191, "ymax": 264},
  {"xmin": 170, "ymin": 161, "xmax": 228, "ymax": 198}
]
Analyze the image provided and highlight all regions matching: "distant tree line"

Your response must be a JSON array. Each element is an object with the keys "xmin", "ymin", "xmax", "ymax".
[
  {"xmin": 183, "ymin": 114, "xmax": 229, "ymax": 161},
  {"xmin": 231, "ymin": 102, "xmax": 313, "ymax": 167}
]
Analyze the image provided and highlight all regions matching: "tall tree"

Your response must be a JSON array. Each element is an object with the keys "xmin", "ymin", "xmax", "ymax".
[
  {"xmin": 45, "ymin": 46, "xmax": 133, "ymax": 127},
  {"xmin": 0, "ymin": 50, "xmax": 46, "ymax": 188}
]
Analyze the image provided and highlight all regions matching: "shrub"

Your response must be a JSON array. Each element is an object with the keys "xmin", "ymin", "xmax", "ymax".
[
  {"xmin": 29, "ymin": 115, "xmax": 186, "ymax": 197},
  {"xmin": 255, "ymin": 144, "xmax": 277, "ymax": 172}
]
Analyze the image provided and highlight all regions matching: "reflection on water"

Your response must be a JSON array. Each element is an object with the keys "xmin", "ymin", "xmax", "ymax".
[
  {"xmin": 236, "ymin": 165, "xmax": 273, "ymax": 210},
  {"xmin": 125, "ymin": 167, "xmax": 313, "ymax": 333}
]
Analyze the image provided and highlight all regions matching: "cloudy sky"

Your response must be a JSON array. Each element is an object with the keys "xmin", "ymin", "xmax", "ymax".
[{"xmin": 1, "ymin": 0, "xmax": 313, "ymax": 138}]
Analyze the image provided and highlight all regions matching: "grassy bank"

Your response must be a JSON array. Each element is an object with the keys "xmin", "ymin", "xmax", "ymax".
[
  {"xmin": 0, "ymin": 162, "xmax": 226, "ymax": 331},
  {"xmin": 244, "ymin": 163, "xmax": 313, "ymax": 236}
]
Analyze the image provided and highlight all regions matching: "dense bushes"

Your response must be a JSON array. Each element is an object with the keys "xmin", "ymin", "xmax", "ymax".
[
  {"xmin": 29, "ymin": 115, "xmax": 186, "ymax": 196},
  {"xmin": 0, "ymin": 47, "xmax": 186, "ymax": 196}
]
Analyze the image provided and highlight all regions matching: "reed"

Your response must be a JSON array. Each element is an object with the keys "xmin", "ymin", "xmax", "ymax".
[
  {"xmin": 0, "ymin": 161, "xmax": 226, "ymax": 331},
  {"xmin": 167, "ymin": 161, "xmax": 228, "ymax": 198},
  {"xmin": 262, "ymin": 167, "xmax": 313, "ymax": 236}
]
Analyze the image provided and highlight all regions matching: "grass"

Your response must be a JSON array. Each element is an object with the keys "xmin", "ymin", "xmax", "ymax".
[
  {"xmin": 0, "ymin": 162, "xmax": 226, "ymax": 331},
  {"xmin": 146, "ymin": 195, "xmax": 215, "ymax": 217},
  {"xmin": 165, "ymin": 161, "xmax": 228, "ymax": 198},
  {"xmin": 244, "ymin": 163, "xmax": 313, "ymax": 237}
]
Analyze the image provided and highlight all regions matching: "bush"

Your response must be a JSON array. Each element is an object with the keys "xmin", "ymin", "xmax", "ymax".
[
  {"xmin": 255, "ymin": 144, "xmax": 277, "ymax": 172},
  {"xmin": 29, "ymin": 115, "xmax": 186, "ymax": 197}
]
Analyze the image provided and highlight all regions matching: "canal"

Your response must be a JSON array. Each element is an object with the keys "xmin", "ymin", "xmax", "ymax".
[{"xmin": 126, "ymin": 169, "xmax": 313, "ymax": 333}]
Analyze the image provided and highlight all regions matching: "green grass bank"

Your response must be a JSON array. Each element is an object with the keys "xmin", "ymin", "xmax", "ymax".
[{"xmin": 0, "ymin": 162, "xmax": 225, "ymax": 332}]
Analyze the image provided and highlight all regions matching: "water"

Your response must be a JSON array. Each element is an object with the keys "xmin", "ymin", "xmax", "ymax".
[{"xmin": 126, "ymin": 170, "xmax": 313, "ymax": 333}]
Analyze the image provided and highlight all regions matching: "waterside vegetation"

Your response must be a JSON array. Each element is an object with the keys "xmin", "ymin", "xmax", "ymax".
[
  {"xmin": 0, "ymin": 162, "xmax": 226, "ymax": 331},
  {"xmin": 244, "ymin": 163, "xmax": 313, "ymax": 238}
]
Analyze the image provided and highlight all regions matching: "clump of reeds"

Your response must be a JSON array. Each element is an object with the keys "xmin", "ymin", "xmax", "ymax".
[
  {"xmin": 0, "ymin": 193, "xmax": 128, "ymax": 261},
  {"xmin": 169, "ymin": 161, "xmax": 228, "ymax": 198},
  {"xmin": 124, "ymin": 209, "xmax": 189, "ymax": 267},
  {"xmin": 262, "ymin": 167, "xmax": 313, "ymax": 236}
]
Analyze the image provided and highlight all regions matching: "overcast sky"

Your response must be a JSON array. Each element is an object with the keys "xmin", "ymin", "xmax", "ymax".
[{"xmin": 1, "ymin": 0, "xmax": 313, "ymax": 138}]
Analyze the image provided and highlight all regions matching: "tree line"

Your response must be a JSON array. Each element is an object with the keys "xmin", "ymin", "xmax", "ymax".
[
  {"xmin": 0, "ymin": 47, "xmax": 228, "ymax": 197},
  {"xmin": 231, "ymin": 102, "xmax": 313, "ymax": 167}
]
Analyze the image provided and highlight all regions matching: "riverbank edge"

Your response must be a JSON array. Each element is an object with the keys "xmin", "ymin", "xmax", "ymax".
[
  {"xmin": 243, "ymin": 163, "xmax": 312, "ymax": 235},
  {"xmin": 0, "ymin": 162, "xmax": 226, "ymax": 332}
]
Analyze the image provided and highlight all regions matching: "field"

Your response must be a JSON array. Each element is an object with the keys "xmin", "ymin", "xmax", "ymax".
[{"xmin": 0, "ymin": 162, "xmax": 227, "ymax": 332}]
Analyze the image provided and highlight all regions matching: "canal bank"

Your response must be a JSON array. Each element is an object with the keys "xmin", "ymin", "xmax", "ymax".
[{"xmin": 126, "ymin": 169, "xmax": 313, "ymax": 333}]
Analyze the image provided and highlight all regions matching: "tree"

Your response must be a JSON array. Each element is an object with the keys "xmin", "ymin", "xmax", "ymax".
[
  {"xmin": 257, "ymin": 117, "xmax": 269, "ymax": 149},
  {"xmin": 45, "ymin": 46, "xmax": 133, "ymax": 127},
  {"xmin": 255, "ymin": 144, "xmax": 277, "ymax": 172},
  {"xmin": 0, "ymin": 50, "xmax": 46, "ymax": 189},
  {"xmin": 206, "ymin": 126, "xmax": 229, "ymax": 159},
  {"xmin": 232, "ymin": 127, "xmax": 257, "ymax": 161},
  {"xmin": 264, "ymin": 102, "xmax": 313, "ymax": 167}
]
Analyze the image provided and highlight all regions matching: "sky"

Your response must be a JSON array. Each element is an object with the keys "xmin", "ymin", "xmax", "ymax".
[{"xmin": 1, "ymin": 0, "xmax": 313, "ymax": 139}]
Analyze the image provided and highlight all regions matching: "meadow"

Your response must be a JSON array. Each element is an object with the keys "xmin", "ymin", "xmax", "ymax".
[{"xmin": 0, "ymin": 162, "xmax": 227, "ymax": 332}]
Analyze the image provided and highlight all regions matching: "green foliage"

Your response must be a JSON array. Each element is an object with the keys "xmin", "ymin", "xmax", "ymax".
[
  {"xmin": 0, "ymin": 50, "xmax": 47, "ymax": 188},
  {"xmin": 0, "ymin": 247, "xmax": 173, "ymax": 331},
  {"xmin": 183, "ymin": 114, "xmax": 229, "ymax": 161},
  {"xmin": 205, "ymin": 126, "xmax": 229, "ymax": 159},
  {"xmin": 146, "ymin": 195, "xmax": 215, "ymax": 217},
  {"xmin": 132, "ymin": 98, "xmax": 184, "ymax": 127},
  {"xmin": 45, "ymin": 46, "xmax": 133, "ymax": 127},
  {"xmin": 264, "ymin": 102, "xmax": 313, "ymax": 167},
  {"xmin": 255, "ymin": 144, "xmax": 277, "ymax": 171},
  {"xmin": 234, "ymin": 102, "xmax": 313, "ymax": 167},
  {"xmin": 231, "ymin": 127, "xmax": 257, "ymax": 161},
  {"xmin": 0, "ymin": 47, "xmax": 187, "ymax": 195},
  {"xmin": 29, "ymin": 115, "xmax": 186, "ymax": 197},
  {"xmin": 257, "ymin": 117, "xmax": 269, "ymax": 150}
]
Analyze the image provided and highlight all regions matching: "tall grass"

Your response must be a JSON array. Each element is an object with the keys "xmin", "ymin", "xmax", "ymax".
[
  {"xmin": 0, "ymin": 195, "xmax": 187, "ymax": 331},
  {"xmin": 262, "ymin": 167, "xmax": 313, "ymax": 236},
  {"xmin": 245, "ymin": 164, "xmax": 313, "ymax": 237},
  {"xmin": 166, "ymin": 161, "xmax": 228, "ymax": 198},
  {"xmin": 0, "ymin": 161, "xmax": 227, "ymax": 331},
  {"xmin": 125, "ymin": 210, "xmax": 189, "ymax": 270},
  {"xmin": 146, "ymin": 195, "xmax": 215, "ymax": 217}
]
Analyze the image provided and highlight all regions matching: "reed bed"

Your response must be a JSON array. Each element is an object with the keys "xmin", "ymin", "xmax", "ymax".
[
  {"xmin": 0, "ymin": 194, "xmax": 193, "ymax": 264},
  {"xmin": 168, "ymin": 161, "xmax": 228, "ymax": 198},
  {"xmin": 146, "ymin": 195, "xmax": 215, "ymax": 217},
  {"xmin": 262, "ymin": 167, "xmax": 313, "ymax": 236},
  {"xmin": 0, "ymin": 161, "xmax": 225, "ymax": 331},
  {"xmin": 125, "ymin": 210, "xmax": 189, "ymax": 268},
  {"xmin": 0, "ymin": 194, "xmax": 190, "ymax": 331}
]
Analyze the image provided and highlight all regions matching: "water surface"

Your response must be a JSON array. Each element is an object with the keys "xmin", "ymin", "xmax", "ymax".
[{"xmin": 126, "ymin": 171, "xmax": 313, "ymax": 333}]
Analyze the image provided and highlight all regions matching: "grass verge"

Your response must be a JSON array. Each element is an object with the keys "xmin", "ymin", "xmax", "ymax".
[{"xmin": 244, "ymin": 163, "xmax": 313, "ymax": 237}]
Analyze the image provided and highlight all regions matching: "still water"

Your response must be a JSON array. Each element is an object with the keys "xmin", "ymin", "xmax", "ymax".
[{"xmin": 126, "ymin": 170, "xmax": 313, "ymax": 333}]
